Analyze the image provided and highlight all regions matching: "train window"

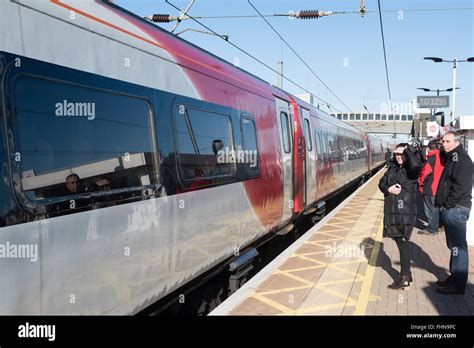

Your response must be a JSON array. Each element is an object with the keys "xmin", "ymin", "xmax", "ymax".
[
  {"xmin": 362, "ymin": 114, "xmax": 368, "ymax": 120},
  {"xmin": 343, "ymin": 114, "xmax": 349, "ymax": 120},
  {"xmin": 280, "ymin": 111, "xmax": 291, "ymax": 154},
  {"xmin": 349, "ymin": 113, "xmax": 355, "ymax": 120},
  {"xmin": 328, "ymin": 133, "xmax": 337, "ymax": 159},
  {"xmin": 240, "ymin": 116, "xmax": 260, "ymax": 177},
  {"xmin": 322, "ymin": 132, "xmax": 329, "ymax": 158},
  {"xmin": 319, "ymin": 132, "xmax": 324, "ymax": 152},
  {"xmin": 314, "ymin": 130, "xmax": 321, "ymax": 158},
  {"xmin": 401, "ymin": 114, "xmax": 407, "ymax": 121},
  {"xmin": 381, "ymin": 114, "xmax": 387, "ymax": 120},
  {"xmin": 407, "ymin": 115, "xmax": 413, "ymax": 121},
  {"xmin": 394, "ymin": 114, "xmax": 400, "ymax": 121},
  {"xmin": 375, "ymin": 114, "xmax": 381, "ymax": 120},
  {"xmin": 355, "ymin": 114, "xmax": 361, "ymax": 120},
  {"xmin": 314, "ymin": 130, "xmax": 325, "ymax": 162},
  {"xmin": 13, "ymin": 76, "xmax": 156, "ymax": 202},
  {"xmin": 368, "ymin": 114, "xmax": 374, "ymax": 120},
  {"xmin": 388, "ymin": 114, "xmax": 394, "ymax": 121},
  {"xmin": 303, "ymin": 119, "xmax": 313, "ymax": 151},
  {"xmin": 175, "ymin": 106, "xmax": 236, "ymax": 184},
  {"xmin": 324, "ymin": 132, "xmax": 331, "ymax": 161},
  {"xmin": 337, "ymin": 113, "xmax": 343, "ymax": 120},
  {"xmin": 336, "ymin": 137, "xmax": 344, "ymax": 159}
]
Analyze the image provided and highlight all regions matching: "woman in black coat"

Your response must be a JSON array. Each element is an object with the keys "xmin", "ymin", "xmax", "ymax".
[{"xmin": 378, "ymin": 143, "xmax": 420, "ymax": 290}]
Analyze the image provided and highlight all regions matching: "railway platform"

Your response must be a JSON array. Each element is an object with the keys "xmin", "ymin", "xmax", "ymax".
[{"xmin": 210, "ymin": 169, "xmax": 474, "ymax": 316}]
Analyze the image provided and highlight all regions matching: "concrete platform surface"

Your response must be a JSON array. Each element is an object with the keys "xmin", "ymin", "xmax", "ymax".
[{"xmin": 210, "ymin": 170, "xmax": 474, "ymax": 316}]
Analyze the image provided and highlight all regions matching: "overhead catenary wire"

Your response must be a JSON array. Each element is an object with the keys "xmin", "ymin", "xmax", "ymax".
[
  {"xmin": 152, "ymin": 7, "xmax": 474, "ymax": 21},
  {"xmin": 248, "ymin": 0, "xmax": 353, "ymax": 113},
  {"xmin": 147, "ymin": 10, "xmax": 338, "ymax": 22},
  {"xmin": 376, "ymin": 0, "xmax": 396, "ymax": 137},
  {"xmin": 164, "ymin": 0, "xmax": 344, "ymax": 113}
]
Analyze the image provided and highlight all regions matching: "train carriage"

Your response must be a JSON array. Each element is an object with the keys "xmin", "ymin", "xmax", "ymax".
[{"xmin": 0, "ymin": 0, "xmax": 387, "ymax": 314}]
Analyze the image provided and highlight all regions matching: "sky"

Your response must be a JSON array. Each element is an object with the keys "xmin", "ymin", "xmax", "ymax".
[{"xmin": 115, "ymin": 0, "xmax": 474, "ymax": 118}]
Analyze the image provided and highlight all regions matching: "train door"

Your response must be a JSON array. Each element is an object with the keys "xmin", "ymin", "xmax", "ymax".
[
  {"xmin": 302, "ymin": 109, "xmax": 316, "ymax": 206},
  {"xmin": 289, "ymin": 97, "xmax": 305, "ymax": 214},
  {"xmin": 317, "ymin": 129, "xmax": 330, "ymax": 198},
  {"xmin": 275, "ymin": 97, "xmax": 293, "ymax": 224},
  {"xmin": 313, "ymin": 127, "xmax": 324, "ymax": 200}
]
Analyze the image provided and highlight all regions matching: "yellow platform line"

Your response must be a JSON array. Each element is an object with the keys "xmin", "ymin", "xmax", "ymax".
[
  {"xmin": 294, "ymin": 301, "xmax": 356, "ymax": 314},
  {"xmin": 316, "ymin": 229, "xmax": 352, "ymax": 235},
  {"xmin": 281, "ymin": 259, "xmax": 363, "ymax": 273},
  {"xmin": 257, "ymin": 285, "xmax": 312, "ymax": 296},
  {"xmin": 305, "ymin": 237, "xmax": 343, "ymax": 244},
  {"xmin": 274, "ymin": 270, "xmax": 315, "ymax": 286},
  {"xmin": 316, "ymin": 278, "xmax": 364, "ymax": 286},
  {"xmin": 289, "ymin": 250, "xmax": 332, "ymax": 256},
  {"xmin": 330, "ymin": 220, "xmax": 380, "ymax": 229},
  {"xmin": 311, "ymin": 283, "xmax": 359, "ymax": 303},
  {"xmin": 326, "ymin": 264, "xmax": 366, "ymax": 278},
  {"xmin": 316, "ymin": 232, "xmax": 376, "ymax": 246},
  {"xmin": 280, "ymin": 264, "xmax": 327, "ymax": 272},
  {"xmin": 293, "ymin": 254, "xmax": 328, "ymax": 265},
  {"xmin": 325, "ymin": 222, "xmax": 374, "ymax": 230},
  {"xmin": 305, "ymin": 240, "xmax": 344, "ymax": 249},
  {"xmin": 316, "ymin": 231, "xmax": 350, "ymax": 238},
  {"xmin": 325, "ymin": 265, "xmax": 360, "ymax": 278},
  {"xmin": 353, "ymin": 215, "xmax": 384, "ymax": 315},
  {"xmin": 328, "ymin": 215, "xmax": 361, "ymax": 220},
  {"xmin": 302, "ymin": 241, "xmax": 337, "ymax": 247},
  {"xmin": 250, "ymin": 293, "xmax": 294, "ymax": 314},
  {"xmin": 323, "ymin": 223, "xmax": 357, "ymax": 229},
  {"xmin": 330, "ymin": 259, "xmax": 367, "ymax": 265}
]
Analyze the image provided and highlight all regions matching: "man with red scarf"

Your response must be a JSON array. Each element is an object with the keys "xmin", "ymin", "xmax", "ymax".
[{"xmin": 417, "ymin": 140, "xmax": 445, "ymax": 235}]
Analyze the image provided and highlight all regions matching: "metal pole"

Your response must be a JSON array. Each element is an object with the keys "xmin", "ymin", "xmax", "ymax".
[
  {"xmin": 451, "ymin": 59, "xmax": 457, "ymax": 123},
  {"xmin": 278, "ymin": 61, "xmax": 283, "ymax": 89}
]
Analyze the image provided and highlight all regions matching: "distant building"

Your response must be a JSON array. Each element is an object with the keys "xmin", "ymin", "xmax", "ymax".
[
  {"xmin": 295, "ymin": 93, "xmax": 414, "ymax": 141},
  {"xmin": 331, "ymin": 112, "xmax": 414, "ymax": 122},
  {"xmin": 329, "ymin": 112, "xmax": 413, "ymax": 142}
]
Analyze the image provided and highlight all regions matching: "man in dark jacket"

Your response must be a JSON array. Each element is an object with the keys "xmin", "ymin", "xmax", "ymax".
[
  {"xmin": 417, "ymin": 140, "xmax": 445, "ymax": 235},
  {"xmin": 435, "ymin": 131, "xmax": 472, "ymax": 295}
]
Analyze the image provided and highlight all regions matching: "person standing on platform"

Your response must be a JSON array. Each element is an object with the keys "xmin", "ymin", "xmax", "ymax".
[
  {"xmin": 385, "ymin": 148, "xmax": 392, "ymax": 168},
  {"xmin": 411, "ymin": 140, "xmax": 426, "ymax": 164},
  {"xmin": 435, "ymin": 131, "xmax": 472, "ymax": 295},
  {"xmin": 378, "ymin": 144, "xmax": 419, "ymax": 290},
  {"xmin": 417, "ymin": 140, "xmax": 445, "ymax": 235}
]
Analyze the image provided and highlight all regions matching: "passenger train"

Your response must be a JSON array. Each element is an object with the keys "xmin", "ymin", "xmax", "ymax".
[{"xmin": 0, "ymin": 0, "xmax": 387, "ymax": 314}]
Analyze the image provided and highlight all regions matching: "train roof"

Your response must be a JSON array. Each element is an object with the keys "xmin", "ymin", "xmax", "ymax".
[{"xmin": 290, "ymin": 94, "xmax": 367, "ymax": 135}]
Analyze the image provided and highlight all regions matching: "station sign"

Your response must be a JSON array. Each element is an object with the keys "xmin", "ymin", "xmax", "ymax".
[{"xmin": 417, "ymin": 96, "xmax": 449, "ymax": 108}]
